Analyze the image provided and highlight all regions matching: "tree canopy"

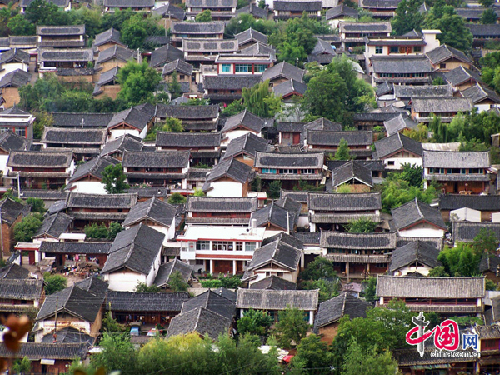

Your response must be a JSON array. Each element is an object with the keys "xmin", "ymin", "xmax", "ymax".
[
  {"xmin": 423, "ymin": 4, "xmax": 472, "ymax": 51},
  {"xmin": 117, "ymin": 61, "xmax": 162, "ymax": 106},
  {"xmin": 392, "ymin": 0, "xmax": 425, "ymax": 35},
  {"xmin": 102, "ymin": 163, "xmax": 129, "ymax": 194}
]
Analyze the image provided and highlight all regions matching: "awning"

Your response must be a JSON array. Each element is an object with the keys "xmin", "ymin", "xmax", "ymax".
[{"xmin": 40, "ymin": 359, "xmax": 55, "ymax": 365}]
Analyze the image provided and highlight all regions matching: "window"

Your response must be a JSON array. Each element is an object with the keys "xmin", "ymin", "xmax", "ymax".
[
  {"xmin": 440, "ymin": 63, "xmax": 446, "ymax": 69},
  {"xmin": 245, "ymin": 242, "xmax": 257, "ymax": 252},
  {"xmin": 387, "ymin": 161, "xmax": 395, "ymax": 166},
  {"xmin": 399, "ymin": 47, "xmax": 406, "ymax": 53},
  {"xmin": 390, "ymin": 46, "xmax": 398, "ymax": 53},
  {"xmin": 277, "ymin": 272, "xmax": 284, "ymax": 277},
  {"xmin": 212, "ymin": 241, "xmax": 233, "ymax": 251},
  {"xmin": 262, "ymin": 168, "xmax": 277, "ymax": 174},
  {"xmin": 375, "ymin": 46, "xmax": 382, "ymax": 54},
  {"xmin": 255, "ymin": 64, "xmax": 267, "ymax": 73},
  {"xmin": 302, "ymin": 169, "xmax": 315, "ymax": 174},
  {"xmin": 235, "ymin": 64, "xmax": 252, "ymax": 73},
  {"xmin": 196, "ymin": 241, "xmax": 210, "ymax": 250},
  {"xmin": 236, "ymin": 242, "xmax": 243, "ymax": 251},
  {"xmin": 413, "ymin": 46, "xmax": 421, "ymax": 53},
  {"xmin": 279, "ymin": 169, "xmax": 298, "ymax": 174},
  {"xmin": 196, "ymin": 259, "xmax": 204, "ymax": 265},
  {"xmin": 221, "ymin": 64, "xmax": 231, "ymax": 73},
  {"xmin": 14, "ymin": 128, "xmax": 26, "ymax": 137}
]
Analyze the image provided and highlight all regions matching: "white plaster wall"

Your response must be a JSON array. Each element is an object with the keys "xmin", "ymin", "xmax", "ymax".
[
  {"xmin": 383, "ymin": 156, "xmax": 422, "ymax": 170},
  {"xmin": 72, "ymin": 181, "xmax": 107, "ymax": 194},
  {"xmin": 398, "ymin": 223, "xmax": 445, "ymax": 238},
  {"xmin": 0, "ymin": 154, "xmax": 9, "ymax": 176},
  {"xmin": 104, "ymin": 271, "xmax": 147, "ymax": 291},
  {"xmin": 108, "ymin": 128, "xmax": 145, "ymax": 141},
  {"xmin": 207, "ymin": 181, "xmax": 243, "ymax": 197},
  {"xmin": 35, "ymin": 321, "xmax": 90, "ymax": 343},
  {"xmin": 0, "ymin": 62, "xmax": 28, "ymax": 81},
  {"xmin": 393, "ymin": 265, "xmax": 432, "ymax": 276},
  {"xmin": 222, "ymin": 130, "xmax": 260, "ymax": 147}
]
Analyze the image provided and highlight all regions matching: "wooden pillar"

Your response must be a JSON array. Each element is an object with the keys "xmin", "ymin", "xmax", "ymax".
[
  {"xmin": 346, "ymin": 262, "xmax": 350, "ymax": 282},
  {"xmin": 232, "ymin": 260, "xmax": 236, "ymax": 275}
]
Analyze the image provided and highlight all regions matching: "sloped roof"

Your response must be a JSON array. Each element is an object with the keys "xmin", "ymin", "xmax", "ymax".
[
  {"xmin": 154, "ymin": 259, "xmax": 193, "ymax": 287},
  {"xmin": 106, "ymin": 291, "xmax": 189, "ymax": 312},
  {"xmin": 443, "ymin": 66, "xmax": 482, "ymax": 87},
  {"xmin": 307, "ymin": 130, "xmax": 372, "ymax": 147},
  {"xmin": 0, "ymin": 342, "xmax": 88, "ymax": 361},
  {"xmin": 426, "ymin": 44, "xmax": 472, "ymax": 65},
  {"xmin": 249, "ymin": 276, "xmax": 297, "ymax": 290},
  {"xmin": 41, "ymin": 326, "xmax": 94, "ymax": 346},
  {"xmin": 156, "ymin": 132, "xmax": 220, "ymax": 148},
  {"xmin": 149, "ymin": 44, "xmax": 184, "ymax": 68},
  {"xmin": 331, "ymin": 160, "xmax": 372, "ymax": 188},
  {"xmin": 375, "ymin": 132, "xmax": 422, "ymax": 159},
  {"xmin": 123, "ymin": 197, "xmax": 176, "ymax": 227},
  {"xmin": 313, "ymin": 293, "xmax": 370, "ymax": 332},
  {"xmin": 0, "ymin": 48, "xmax": 30, "ymax": 64},
  {"xmin": 0, "ymin": 197, "xmax": 29, "ymax": 225},
  {"xmin": 371, "ymin": 55, "xmax": 432, "ymax": 74},
  {"xmin": 97, "ymin": 45, "xmax": 135, "ymax": 64},
  {"xmin": 273, "ymin": 0, "xmax": 321, "ymax": 11},
  {"xmin": 0, "ymin": 278, "xmax": 43, "ymax": 300},
  {"xmin": 255, "ymin": 151, "xmax": 324, "ymax": 168},
  {"xmin": 272, "ymin": 79, "xmax": 307, "ymax": 97},
  {"xmin": 39, "ymin": 242, "xmax": 112, "ymax": 255},
  {"xmin": 0, "ymin": 69, "xmax": 31, "ymax": 88},
  {"xmin": 340, "ymin": 21, "xmax": 391, "ymax": 33},
  {"xmin": 122, "ymin": 150, "xmax": 190, "ymax": 168},
  {"xmin": 8, "ymin": 151, "xmax": 72, "ymax": 168},
  {"xmin": 104, "ymin": 0, "xmax": 155, "ymax": 7},
  {"xmin": 391, "ymin": 198, "xmax": 447, "ymax": 232},
  {"xmin": 162, "ymin": 59, "xmax": 193, "ymax": 76},
  {"xmin": 236, "ymin": 289, "xmax": 319, "ymax": 310},
  {"xmin": 100, "ymin": 134, "xmax": 143, "ymax": 157},
  {"xmin": 38, "ymin": 48, "xmax": 93, "ymax": 63},
  {"xmin": 221, "ymin": 109, "xmax": 267, "ymax": 133},
  {"xmin": 452, "ymin": 221, "xmax": 500, "ymax": 243},
  {"xmin": 107, "ymin": 107, "xmax": 150, "ymax": 131},
  {"xmin": 93, "ymin": 67, "xmax": 119, "ymax": 95},
  {"xmin": 235, "ymin": 28, "xmax": 268, "ymax": 46},
  {"xmin": 394, "ymin": 84, "xmax": 453, "ymax": 99},
  {"xmin": 467, "ymin": 23, "xmax": 500, "ymax": 37},
  {"xmin": 157, "ymin": 103, "xmax": 219, "ymax": 120},
  {"xmin": 223, "ymin": 132, "xmax": 270, "ymax": 160},
  {"xmin": 203, "ymin": 75, "xmax": 260, "ymax": 90},
  {"xmin": 247, "ymin": 238, "xmax": 301, "ymax": 272},
  {"xmin": 68, "ymin": 156, "xmax": 119, "ymax": 183},
  {"xmin": 412, "ymin": 97, "xmax": 473, "ymax": 113},
  {"xmin": 67, "ymin": 193, "xmax": 137, "ymax": 209},
  {"xmin": 166, "ymin": 307, "xmax": 232, "ymax": 340},
  {"xmin": 37, "ymin": 25, "xmax": 85, "ymax": 36},
  {"xmin": 41, "ymin": 127, "xmax": 106, "ymax": 145},
  {"xmin": 308, "ymin": 192, "xmax": 382, "ymax": 211},
  {"xmin": 236, "ymin": 2, "xmax": 268, "ymax": 18},
  {"xmin": 182, "ymin": 289, "xmax": 236, "ymax": 320},
  {"xmin": 34, "ymin": 212, "xmax": 72, "ymax": 238},
  {"xmin": 240, "ymin": 41, "xmax": 277, "ymax": 60},
  {"xmin": 261, "ymin": 61, "xmax": 304, "ymax": 83},
  {"xmin": 183, "ymin": 38, "xmax": 237, "ymax": 53},
  {"xmin": 204, "ymin": 157, "xmax": 254, "ymax": 186},
  {"xmin": 462, "ymin": 83, "xmax": 500, "ymax": 104},
  {"xmin": 50, "ymin": 112, "xmax": 113, "ymax": 128},
  {"xmin": 389, "ymin": 241, "xmax": 441, "ymax": 272},
  {"xmin": 422, "ymin": 150, "xmax": 490, "ymax": 168},
  {"xmin": 439, "ymin": 194, "xmax": 500, "ymax": 211},
  {"xmin": 93, "ymin": 28, "xmax": 123, "ymax": 47},
  {"xmin": 383, "ymin": 114, "xmax": 418, "ymax": 136},
  {"xmin": 326, "ymin": 4, "xmax": 359, "ymax": 20},
  {"xmin": 187, "ymin": 196, "xmax": 257, "ymax": 213},
  {"xmin": 186, "ymin": 0, "xmax": 236, "ymax": 7},
  {"xmin": 171, "ymin": 21, "xmax": 224, "ymax": 34},
  {"xmin": 0, "ymin": 263, "xmax": 29, "ymax": 279},
  {"xmin": 320, "ymin": 231, "xmax": 397, "ymax": 250}
]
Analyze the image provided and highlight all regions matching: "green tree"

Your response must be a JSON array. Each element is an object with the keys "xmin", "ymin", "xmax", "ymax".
[
  {"xmin": 427, "ymin": 266, "xmax": 449, "ymax": 277},
  {"xmin": 292, "ymin": 334, "xmax": 333, "ymax": 375},
  {"xmin": 25, "ymin": 0, "xmax": 71, "ymax": 26},
  {"xmin": 379, "ymin": 176, "xmax": 437, "ymax": 213},
  {"xmin": 438, "ymin": 244, "xmax": 481, "ymax": 277},
  {"xmin": 135, "ymin": 282, "xmax": 162, "ymax": 293},
  {"xmin": 301, "ymin": 257, "xmax": 336, "ymax": 281},
  {"xmin": 102, "ymin": 9, "xmax": 135, "ymax": 33},
  {"xmin": 43, "ymin": 273, "xmax": 67, "ymax": 295},
  {"xmin": 347, "ymin": 217, "xmax": 377, "ymax": 233},
  {"xmin": 32, "ymin": 112, "xmax": 53, "ymax": 140},
  {"xmin": 195, "ymin": 9, "xmax": 212, "ymax": 22},
  {"xmin": 400, "ymin": 163, "xmax": 423, "ymax": 188},
  {"xmin": 193, "ymin": 188, "xmax": 205, "ymax": 197},
  {"xmin": 424, "ymin": 4, "xmax": 472, "ymax": 51},
  {"xmin": 237, "ymin": 308, "xmax": 274, "ymax": 337},
  {"xmin": 102, "ymin": 163, "xmax": 129, "ymax": 194},
  {"xmin": 84, "ymin": 223, "xmax": 109, "ymax": 239},
  {"xmin": 301, "ymin": 278, "xmax": 340, "ymax": 302},
  {"xmin": 161, "ymin": 117, "xmax": 184, "ymax": 132},
  {"xmin": 486, "ymin": 279, "xmax": 498, "ymax": 291},
  {"xmin": 102, "ymin": 310, "xmax": 126, "ymax": 332},
  {"xmin": 12, "ymin": 357, "xmax": 31, "ymax": 374},
  {"xmin": 334, "ymin": 138, "xmax": 353, "ymax": 160},
  {"xmin": 273, "ymin": 306, "xmax": 310, "ymax": 348},
  {"xmin": 222, "ymin": 99, "xmax": 246, "ymax": 117},
  {"xmin": 480, "ymin": 0, "xmax": 494, "ymax": 7},
  {"xmin": 168, "ymin": 270, "xmax": 189, "ymax": 292},
  {"xmin": 90, "ymin": 333, "xmax": 138, "ymax": 373},
  {"xmin": 26, "ymin": 197, "xmax": 46, "ymax": 213},
  {"xmin": 392, "ymin": 0, "xmax": 424, "ymax": 35},
  {"xmin": 168, "ymin": 70, "xmax": 183, "ymax": 100},
  {"xmin": 107, "ymin": 222, "xmax": 123, "ymax": 240},
  {"xmin": 482, "ymin": 8, "xmax": 498, "ymax": 24},
  {"xmin": 13, "ymin": 213, "xmax": 43, "ymax": 242},
  {"xmin": 472, "ymin": 228, "xmax": 499, "ymax": 255},
  {"xmin": 432, "ymin": 76, "xmax": 445, "ymax": 85},
  {"xmin": 7, "ymin": 14, "xmax": 36, "ymax": 36},
  {"xmin": 268, "ymin": 181, "xmax": 282, "ymax": 199},
  {"xmin": 242, "ymin": 80, "xmax": 282, "ymax": 118},
  {"xmin": 363, "ymin": 276, "xmax": 377, "ymax": 303},
  {"xmin": 167, "ymin": 192, "xmax": 187, "ymax": 204},
  {"xmin": 121, "ymin": 13, "xmax": 164, "ymax": 50},
  {"xmin": 341, "ymin": 339, "xmax": 398, "ymax": 375},
  {"xmin": 117, "ymin": 61, "xmax": 162, "ymax": 106}
]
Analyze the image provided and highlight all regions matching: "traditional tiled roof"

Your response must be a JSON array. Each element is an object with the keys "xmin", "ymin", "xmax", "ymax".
[
  {"xmin": 182, "ymin": 290, "xmax": 236, "ymax": 320},
  {"xmin": 213, "ymin": 287, "xmax": 237, "ymax": 302},
  {"xmin": 123, "ymin": 197, "xmax": 177, "ymax": 227},
  {"xmin": 307, "ymin": 130, "xmax": 372, "ymax": 147},
  {"xmin": 255, "ymin": 151, "xmax": 324, "ymax": 168},
  {"xmin": 235, "ymin": 28, "xmax": 267, "ymax": 46},
  {"xmin": 456, "ymin": 7, "xmax": 494, "ymax": 20},
  {"xmin": 340, "ymin": 21, "xmax": 392, "ymax": 33},
  {"xmin": 413, "ymin": 97, "xmax": 473, "ymax": 113},
  {"xmin": 104, "ymin": 0, "xmax": 155, "ymax": 7},
  {"xmin": 479, "ymin": 253, "xmax": 500, "ymax": 273},
  {"xmin": 40, "ymin": 242, "xmax": 112, "ymax": 256},
  {"xmin": 156, "ymin": 132, "xmax": 220, "ymax": 148},
  {"xmin": 8, "ymin": 151, "xmax": 72, "ymax": 168},
  {"xmin": 462, "ymin": 83, "xmax": 500, "ymax": 104},
  {"xmin": 423, "ymin": 150, "xmax": 490, "ymax": 168},
  {"xmin": 187, "ymin": 196, "xmax": 257, "ymax": 213},
  {"xmin": 106, "ymin": 291, "xmax": 189, "ymax": 312},
  {"xmin": 67, "ymin": 193, "xmax": 137, "ymax": 209},
  {"xmin": 359, "ymin": 0, "xmax": 400, "ymax": 9},
  {"xmin": 37, "ymin": 25, "xmax": 85, "ymax": 36},
  {"xmin": 93, "ymin": 28, "xmax": 123, "ymax": 47},
  {"xmin": 308, "ymin": 192, "xmax": 382, "ymax": 211},
  {"xmin": 21, "ymin": 0, "xmax": 69, "ymax": 8},
  {"xmin": 452, "ymin": 221, "xmax": 500, "ymax": 243},
  {"xmin": 149, "ymin": 44, "xmax": 184, "ymax": 68},
  {"xmin": 394, "ymin": 84, "xmax": 453, "ymax": 99},
  {"xmin": 261, "ymin": 61, "xmax": 304, "ymax": 83},
  {"xmin": 162, "ymin": 59, "xmax": 193, "ymax": 76},
  {"xmin": 172, "ymin": 21, "xmax": 224, "ymax": 35},
  {"xmin": 426, "ymin": 44, "xmax": 472, "ymax": 65},
  {"xmin": 223, "ymin": 132, "xmax": 270, "ymax": 160},
  {"xmin": 331, "ymin": 160, "xmax": 372, "ymax": 188},
  {"xmin": 107, "ymin": 107, "xmax": 150, "ymax": 131},
  {"xmin": 313, "ymin": 293, "xmax": 370, "ymax": 333},
  {"xmin": 439, "ymin": 194, "xmax": 500, "ymax": 211},
  {"xmin": 203, "ymin": 75, "xmax": 260, "ymax": 90},
  {"xmin": 0, "ymin": 342, "xmax": 88, "ymax": 360},
  {"xmin": 0, "ymin": 48, "xmax": 29, "ymax": 65},
  {"xmin": 0, "ymin": 69, "xmax": 31, "ymax": 88},
  {"xmin": 37, "ymin": 285, "xmax": 104, "ymax": 322},
  {"xmin": 0, "ymin": 278, "xmax": 43, "ymax": 300},
  {"xmin": 166, "ymin": 307, "xmax": 232, "ymax": 340},
  {"xmin": 371, "ymin": 55, "xmax": 432, "ymax": 74},
  {"xmin": 203, "ymin": 158, "xmax": 254, "ymax": 191},
  {"xmin": 183, "ymin": 38, "xmax": 237, "ymax": 53},
  {"xmin": 236, "ymin": 289, "xmax": 319, "ymax": 310},
  {"xmin": 236, "ymin": 2, "xmax": 268, "ymax": 18},
  {"xmin": 272, "ymin": 79, "xmax": 307, "ymax": 97},
  {"xmin": 222, "ymin": 109, "xmax": 267, "ymax": 133},
  {"xmin": 443, "ymin": 66, "xmax": 482, "ymax": 87},
  {"xmin": 389, "ymin": 241, "xmax": 441, "ymax": 272},
  {"xmin": 0, "ymin": 263, "xmax": 29, "ymax": 279},
  {"xmin": 153, "ymin": 3, "xmax": 186, "ymax": 19},
  {"xmin": 375, "ymin": 132, "xmax": 422, "ymax": 159},
  {"xmin": 274, "ymin": 0, "xmax": 321, "ymax": 11},
  {"xmin": 38, "ymin": 48, "xmax": 93, "ymax": 63},
  {"xmin": 321, "ymin": 231, "xmax": 396, "ymax": 250},
  {"xmin": 68, "ymin": 156, "xmax": 119, "ymax": 184},
  {"xmin": 0, "ymin": 197, "xmax": 29, "ymax": 225},
  {"xmin": 392, "ymin": 198, "xmax": 446, "ymax": 232},
  {"xmin": 376, "ymin": 275, "xmax": 485, "ymax": 298},
  {"xmin": 35, "ymin": 212, "xmax": 72, "ymax": 238},
  {"xmin": 383, "ymin": 114, "xmax": 418, "ymax": 136},
  {"xmin": 467, "ymin": 23, "xmax": 500, "ymax": 38},
  {"xmin": 41, "ymin": 127, "xmax": 106, "ymax": 146},
  {"xmin": 186, "ymin": 0, "xmax": 237, "ymax": 8},
  {"xmin": 97, "ymin": 45, "xmax": 136, "ymax": 64},
  {"xmin": 239, "ymin": 42, "xmax": 277, "ymax": 60},
  {"xmin": 102, "ymin": 224, "xmax": 165, "ymax": 275},
  {"xmin": 293, "ymin": 232, "xmax": 321, "ymax": 245},
  {"xmin": 50, "ymin": 112, "xmax": 113, "ymax": 128},
  {"xmin": 247, "ymin": 238, "xmax": 301, "ymax": 272},
  {"xmin": 326, "ymin": 4, "xmax": 358, "ymax": 19},
  {"xmin": 93, "ymin": 67, "xmax": 119, "ymax": 95},
  {"xmin": 100, "ymin": 134, "xmax": 143, "ymax": 157},
  {"xmin": 156, "ymin": 103, "xmax": 219, "ymax": 120},
  {"xmin": 123, "ymin": 150, "xmax": 190, "ymax": 168},
  {"xmin": 154, "ymin": 259, "xmax": 193, "ymax": 287},
  {"xmin": 352, "ymin": 111, "xmax": 400, "ymax": 122},
  {"xmin": 250, "ymin": 276, "xmax": 297, "ymax": 290},
  {"xmin": 41, "ymin": 326, "xmax": 94, "ymax": 346}
]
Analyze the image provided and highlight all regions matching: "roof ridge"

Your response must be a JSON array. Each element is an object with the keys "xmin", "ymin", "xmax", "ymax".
[
  {"xmin": 414, "ymin": 198, "xmax": 423, "ymax": 220},
  {"xmin": 341, "ymin": 292, "xmax": 347, "ymax": 316}
]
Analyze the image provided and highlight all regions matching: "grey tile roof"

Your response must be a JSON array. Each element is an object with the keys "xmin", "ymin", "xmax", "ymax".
[
  {"xmin": 452, "ymin": 221, "xmax": 500, "ymax": 243},
  {"xmin": 293, "ymin": 231, "xmax": 321, "ymax": 245},
  {"xmin": 273, "ymin": 0, "xmax": 321, "ymax": 11},
  {"xmin": 439, "ymin": 194, "xmax": 500, "ymax": 211},
  {"xmin": 443, "ymin": 66, "xmax": 482, "ymax": 87},
  {"xmin": 261, "ymin": 61, "xmax": 304, "ymax": 83},
  {"xmin": 157, "ymin": 103, "xmax": 219, "ymax": 119},
  {"xmin": 235, "ymin": 28, "xmax": 268, "ymax": 46},
  {"xmin": 462, "ymin": 83, "xmax": 500, "ymax": 104},
  {"xmin": 107, "ymin": 107, "xmax": 151, "ymax": 131},
  {"xmin": 478, "ymin": 253, "xmax": 500, "ymax": 273},
  {"xmin": 359, "ymin": 0, "xmax": 400, "ymax": 8},
  {"xmin": 42, "ymin": 127, "xmax": 106, "ymax": 145},
  {"xmin": 305, "ymin": 118, "xmax": 343, "ymax": 134},
  {"xmin": 0, "ymin": 263, "xmax": 29, "ymax": 279},
  {"xmin": 171, "ymin": 21, "xmax": 224, "ymax": 35},
  {"xmin": 0, "ymin": 69, "xmax": 31, "ymax": 88},
  {"xmin": 93, "ymin": 28, "xmax": 123, "ymax": 48},
  {"xmin": 38, "ymin": 48, "xmax": 93, "ymax": 63},
  {"xmin": 320, "ymin": 231, "xmax": 396, "ymax": 250},
  {"xmin": 123, "ymin": 150, "xmax": 190, "ymax": 168},
  {"xmin": 37, "ymin": 285, "xmax": 104, "ymax": 322},
  {"xmin": 68, "ymin": 156, "xmax": 119, "ymax": 183},
  {"xmin": 412, "ymin": 97, "xmax": 473, "ymax": 113},
  {"xmin": 456, "ymin": 7, "xmax": 493, "ymax": 20},
  {"xmin": 7, "ymin": 151, "xmax": 72, "ymax": 168},
  {"xmin": 93, "ymin": 67, "xmax": 119, "ymax": 95},
  {"xmin": 0, "ymin": 197, "xmax": 29, "ymax": 225},
  {"xmin": 41, "ymin": 326, "xmax": 94, "ymax": 346},
  {"xmin": 272, "ymin": 79, "xmax": 307, "ymax": 97},
  {"xmin": 375, "ymin": 132, "xmax": 422, "ymax": 159},
  {"xmin": 181, "ymin": 290, "xmax": 236, "ymax": 320},
  {"xmin": 0, "ymin": 278, "xmax": 43, "ymax": 300},
  {"xmin": 0, "ymin": 48, "xmax": 30, "ymax": 64},
  {"xmin": 187, "ymin": 196, "xmax": 257, "ymax": 213},
  {"xmin": 166, "ymin": 306, "xmax": 232, "ymax": 340},
  {"xmin": 123, "ymin": 197, "xmax": 177, "ymax": 227},
  {"xmin": 467, "ymin": 23, "xmax": 500, "ymax": 37},
  {"xmin": 383, "ymin": 114, "xmax": 418, "ymax": 136},
  {"xmin": 236, "ymin": 2, "xmax": 268, "ymax": 18},
  {"xmin": 352, "ymin": 112, "xmax": 400, "ymax": 122},
  {"xmin": 307, "ymin": 130, "xmax": 372, "ymax": 147},
  {"xmin": 106, "ymin": 291, "xmax": 189, "ymax": 312},
  {"xmin": 236, "ymin": 289, "xmax": 319, "ymax": 310},
  {"xmin": 186, "ymin": 0, "xmax": 236, "ymax": 7},
  {"xmin": 376, "ymin": 275, "xmax": 485, "ymax": 299},
  {"xmin": 222, "ymin": 109, "xmax": 267, "ymax": 133},
  {"xmin": 313, "ymin": 293, "xmax": 370, "ymax": 333},
  {"xmin": 149, "ymin": 44, "xmax": 184, "ymax": 68},
  {"xmin": 249, "ymin": 276, "xmax": 297, "ymax": 290},
  {"xmin": 162, "ymin": 59, "xmax": 193, "ymax": 77},
  {"xmin": 67, "ymin": 193, "xmax": 137, "ymax": 209},
  {"xmin": 102, "ymin": 223, "xmax": 165, "ymax": 275},
  {"xmin": 326, "ymin": 4, "xmax": 359, "ymax": 19},
  {"xmin": 203, "ymin": 75, "xmax": 261, "ymax": 91},
  {"xmin": 394, "ymin": 84, "xmax": 453, "ymax": 99},
  {"xmin": 204, "ymin": 157, "xmax": 254, "ymax": 188},
  {"xmin": 223, "ymin": 132, "xmax": 270, "ymax": 160},
  {"xmin": 156, "ymin": 132, "xmax": 220, "ymax": 148},
  {"xmin": 0, "ymin": 342, "xmax": 88, "ymax": 361},
  {"xmin": 37, "ymin": 25, "xmax": 85, "ymax": 36},
  {"xmin": 389, "ymin": 241, "xmax": 441, "ymax": 272},
  {"xmin": 332, "ymin": 160, "xmax": 372, "ymax": 188},
  {"xmin": 40, "ymin": 241, "xmax": 112, "ymax": 255},
  {"xmin": 35, "ymin": 212, "xmax": 72, "ymax": 238},
  {"xmin": 426, "ymin": 44, "xmax": 472, "ymax": 65},
  {"xmin": 104, "ymin": 0, "xmax": 154, "ymax": 7},
  {"xmin": 376, "ymin": 81, "xmax": 393, "ymax": 97},
  {"xmin": 276, "ymin": 122, "xmax": 305, "ymax": 132},
  {"xmin": 247, "ymin": 238, "xmax": 301, "ymax": 271},
  {"xmin": 21, "ymin": 0, "xmax": 69, "ymax": 7},
  {"xmin": 308, "ymin": 192, "xmax": 382, "ymax": 211},
  {"xmin": 255, "ymin": 151, "xmax": 324, "ymax": 168},
  {"xmin": 0, "ymin": 131, "xmax": 27, "ymax": 153},
  {"xmin": 183, "ymin": 38, "xmax": 237, "ymax": 53},
  {"xmin": 239, "ymin": 42, "xmax": 277, "ymax": 60},
  {"xmin": 371, "ymin": 55, "xmax": 432, "ymax": 74},
  {"xmin": 153, "ymin": 3, "xmax": 186, "ymax": 19},
  {"xmin": 391, "ymin": 198, "xmax": 446, "ymax": 231},
  {"xmin": 154, "ymin": 259, "xmax": 193, "ymax": 287},
  {"xmin": 50, "ymin": 112, "xmax": 113, "ymax": 128},
  {"xmin": 97, "ymin": 45, "xmax": 136, "ymax": 64},
  {"xmin": 212, "ymin": 287, "xmax": 237, "ymax": 302},
  {"xmin": 340, "ymin": 21, "xmax": 392, "ymax": 33},
  {"xmin": 100, "ymin": 134, "xmax": 143, "ymax": 157},
  {"xmin": 422, "ymin": 150, "xmax": 490, "ymax": 168}
]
